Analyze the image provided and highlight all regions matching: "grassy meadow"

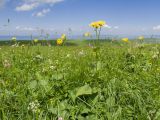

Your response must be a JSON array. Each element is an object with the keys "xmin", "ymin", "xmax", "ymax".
[{"xmin": 0, "ymin": 39, "xmax": 160, "ymax": 120}]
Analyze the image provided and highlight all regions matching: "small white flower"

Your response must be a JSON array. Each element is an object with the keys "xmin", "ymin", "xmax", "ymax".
[
  {"xmin": 36, "ymin": 55, "xmax": 43, "ymax": 59},
  {"xmin": 58, "ymin": 117, "xmax": 63, "ymax": 120},
  {"xmin": 50, "ymin": 65, "xmax": 55, "ymax": 70},
  {"xmin": 3, "ymin": 60, "xmax": 11, "ymax": 68},
  {"xmin": 28, "ymin": 100, "xmax": 40, "ymax": 113},
  {"xmin": 78, "ymin": 50, "xmax": 85, "ymax": 56},
  {"xmin": 152, "ymin": 54, "xmax": 158, "ymax": 59}
]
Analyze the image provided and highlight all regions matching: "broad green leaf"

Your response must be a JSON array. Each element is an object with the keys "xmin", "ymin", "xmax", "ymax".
[
  {"xmin": 39, "ymin": 79, "xmax": 48, "ymax": 86},
  {"xmin": 76, "ymin": 84, "xmax": 92, "ymax": 97},
  {"xmin": 48, "ymin": 107, "xmax": 57, "ymax": 115},
  {"xmin": 29, "ymin": 80, "xmax": 37, "ymax": 89}
]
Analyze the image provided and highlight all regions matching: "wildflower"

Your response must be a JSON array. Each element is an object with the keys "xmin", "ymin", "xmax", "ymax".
[
  {"xmin": 89, "ymin": 20, "xmax": 106, "ymax": 29},
  {"xmin": 34, "ymin": 39, "xmax": 38, "ymax": 43},
  {"xmin": 21, "ymin": 44, "xmax": 25, "ymax": 48},
  {"xmin": 28, "ymin": 100, "xmax": 40, "ymax": 113},
  {"xmin": 152, "ymin": 54, "xmax": 158, "ymax": 60},
  {"xmin": 84, "ymin": 32, "xmax": 91, "ymax": 37},
  {"xmin": 57, "ymin": 38, "xmax": 63, "ymax": 45},
  {"xmin": 78, "ymin": 50, "xmax": 85, "ymax": 56},
  {"xmin": 89, "ymin": 20, "xmax": 106, "ymax": 46},
  {"xmin": 58, "ymin": 117, "xmax": 63, "ymax": 120},
  {"xmin": 138, "ymin": 36, "xmax": 144, "ymax": 41},
  {"xmin": 90, "ymin": 22, "xmax": 99, "ymax": 28},
  {"xmin": 97, "ymin": 20, "xmax": 106, "ymax": 27},
  {"xmin": 11, "ymin": 43, "xmax": 19, "ymax": 47},
  {"xmin": 50, "ymin": 65, "xmax": 56, "ymax": 70},
  {"xmin": 122, "ymin": 38, "xmax": 129, "ymax": 43},
  {"xmin": 36, "ymin": 55, "xmax": 43, "ymax": 59},
  {"xmin": 3, "ymin": 60, "xmax": 11, "ymax": 68},
  {"xmin": 12, "ymin": 37, "xmax": 16, "ymax": 42},
  {"xmin": 61, "ymin": 34, "xmax": 66, "ymax": 40}
]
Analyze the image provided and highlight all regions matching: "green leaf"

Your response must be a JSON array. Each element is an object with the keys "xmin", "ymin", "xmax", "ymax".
[
  {"xmin": 52, "ymin": 74, "xmax": 63, "ymax": 80},
  {"xmin": 39, "ymin": 79, "xmax": 48, "ymax": 86},
  {"xmin": 76, "ymin": 84, "xmax": 92, "ymax": 97},
  {"xmin": 29, "ymin": 80, "xmax": 37, "ymax": 89},
  {"xmin": 69, "ymin": 90, "xmax": 77, "ymax": 103},
  {"xmin": 48, "ymin": 107, "xmax": 57, "ymax": 115},
  {"xmin": 155, "ymin": 109, "xmax": 160, "ymax": 120},
  {"xmin": 96, "ymin": 61, "xmax": 101, "ymax": 71}
]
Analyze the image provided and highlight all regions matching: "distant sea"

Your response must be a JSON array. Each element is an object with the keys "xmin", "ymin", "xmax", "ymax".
[
  {"xmin": 0, "ymin": 35, "xmax": 112, "ymax": 41},
  {"xmin": 0, "ymin": 35, "xmax": 160, "ymax": 41}
]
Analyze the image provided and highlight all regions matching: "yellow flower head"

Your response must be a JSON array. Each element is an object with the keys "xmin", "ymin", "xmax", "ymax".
[
  {"xmin": 34, "ymin": 39, "xmax": 38, "ymax": 43},
  {"xmin": 84, "ymin": 32, "xmax": 91, "ymax": 37},
  {"xmin": 12, "ymin": 37, "xmax": 16, "ymax": 41},
  {"xmin": 122, "ymin": 38, "xmax": 129, "ymax": 42},
  {"xmin": 61, "ymin": 34, "xmax": 66, "ymax": 40},
  {"xmin": 97, "ymin": 20, "xmax": 106, "ymax": 27},
  {"xmin": 90, "ymin": 22, "xmax": 100, "ymax": 28},
  {"xmin": 57, "ymin": 38, "xmax": 63, "ymax": 45},
  {"xmin": 138, "ymin": 36, "xmax": 144, "ymax": 41},
  {"xmin": 89, "ymin": 20, "xmax": 106, "ymax": 29}
]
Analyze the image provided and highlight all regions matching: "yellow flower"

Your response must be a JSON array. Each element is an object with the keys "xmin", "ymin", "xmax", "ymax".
[
  {"xmin": 90, "ymin": 22, "xmax": 100, "ymax": 28},
  {"xmin": 122, "ymin": 38, "xmax": 129, "ymax": 42},
  {"xmin": 97, "ymin": 20, "xmax": 106, "ymax": 27},
  {"xmin": 84, "ymin": 32, "xmax": 91, "ymax": 37},
  {"xmin": 89, "ymin": 20, "xmax": 106, "ymax": 29},
  {"xmin": 57, "ymin": 38, "xmax": 63, "ymax": 45},
  {"xmin": 138, "ymin": 36, "xmax": 144, "ymax": 41},
  {"xmin": 61, "ymin": 34, "xmax": 66, "ymax": 40},
  {"xmin": 12, "ymin": 37, "xmax": 16, "ymax": 41},
  {"xmin": 34, "ymin": 39, "xmax": 38, "ymax": 43}
]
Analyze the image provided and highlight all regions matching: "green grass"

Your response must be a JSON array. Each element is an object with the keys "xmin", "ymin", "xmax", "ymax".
[{"xmin": 0, "ymin": 41, "xmax": 160, "ymax": 120}]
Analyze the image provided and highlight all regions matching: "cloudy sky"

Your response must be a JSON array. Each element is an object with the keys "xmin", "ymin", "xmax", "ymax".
[{"xmin": 0, "ymin": 0, "xmax": 160, "ymax": 36}]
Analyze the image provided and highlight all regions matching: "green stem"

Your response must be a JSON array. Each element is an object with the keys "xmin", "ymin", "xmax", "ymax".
[{"xmin": 95, "ymin": 29, "xmax": 98, "ymax": 46}]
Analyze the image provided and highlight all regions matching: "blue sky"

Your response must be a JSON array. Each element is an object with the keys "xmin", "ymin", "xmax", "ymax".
[{"xmin": 0, "ymin": 0, "xmax": 160, "ymax": 36}]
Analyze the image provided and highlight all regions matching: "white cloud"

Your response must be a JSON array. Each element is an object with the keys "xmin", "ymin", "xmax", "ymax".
[
  {"xmin": 104, "ymin": 25, "xmax": 112, "ymax": 29},
  {"xmin": 114, "ymin": 26, "xmax": 119, "ymax": 29},
  {"xmin": 104, "ymin": 25, "xmax": 119, "ymax": 30},
  {"xmin": 16, "ymin": 26, "xmax": 36, "ymax": 31},
  {"xmin": 16, "ymin": 3, "xmax": 39, "ymax": 11},
  {"xmin": 153, "ymin": 25, "xmax": 160, "ymax": 30},
  {"xmin": 33, "ymin": 8, "xmax": 50, "ymax": 17},
  {"xmin": 15, "ymin": 0, "xmax": 64, "ymax": 11}
]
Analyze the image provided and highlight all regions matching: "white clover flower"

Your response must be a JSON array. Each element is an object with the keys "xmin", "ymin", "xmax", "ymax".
[
  {"xmin": 3, "ymin": 60, "xmax": 11, "ymax": 68},
  {"xmin": 11, "ymin": 44, "xmax": 19, "ymax": 48},
  {"xmin": 78, "ymin": 50, "xmax": 85, "ymax": 56},
  {"xmin": 152, "ymin": 54, "xmax": 158, "ymax": 59},
  {"xmin": 36, "ymin": 55, "xmax": 43, "ymax": 59},
  {"xmin": 50, "ymin": 65, "xmax": 55, "ymax": 70},
  {"xmin": 28, "ymin": 100, "xmax": 40, "ymax": 113},
  {"xmin": 58, "ymin": 117, "xmax": 63, "ymax": 120}
]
